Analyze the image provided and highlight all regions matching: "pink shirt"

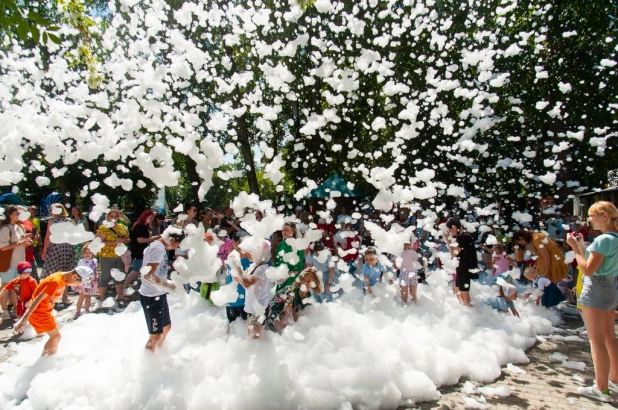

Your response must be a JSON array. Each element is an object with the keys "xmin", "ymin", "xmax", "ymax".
[
  {"xmin": 493, "ymin": 254, "xmax": 510, "ymax": 275},
  {"xmin": 400, "ymin": 250, "xmax": 421, "ymax": 271}
]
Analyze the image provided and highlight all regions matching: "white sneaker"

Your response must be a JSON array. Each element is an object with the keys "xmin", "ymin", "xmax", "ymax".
[
  {"xmin": 0, "ymin": 311, "xmax": 10, "ymax": 320},
  {"xmin": 578, "ymin": 386, "xmax": 610, "ymax": 402},
  {"xmin": 95, "ymin": 299, "xmax": 103, "ymax": 310},
  {"xmin": 595, "ymin": 379, "xmax": 618, "ymax": 394}
]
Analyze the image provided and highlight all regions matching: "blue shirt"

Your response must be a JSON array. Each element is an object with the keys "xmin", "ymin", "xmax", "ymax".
[
  {"xmin": 586, "ymin": 233, "xmax": 618, "ymax": 277},
  {"xmin": 362, "ymin": 261, "xmax": 386, "ymax": 287},
  {"xmin": 226, "ymin": 257, "xmax": 252, "ymax": 307}
]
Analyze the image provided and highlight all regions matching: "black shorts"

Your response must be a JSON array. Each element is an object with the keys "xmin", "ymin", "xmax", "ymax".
[
  {"xmin": 226, "ymin": 306, "xmax": 247, "ymax": 323},
  {"xmin": 455, "ymin": 268, "xmax": 472, "ymax": 291},
  {"xmin": 139, "ymin": 293, "xmax": 171, "ymax": 335}
]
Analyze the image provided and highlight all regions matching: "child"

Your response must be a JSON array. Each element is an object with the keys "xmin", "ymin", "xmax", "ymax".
[
  {"xmin": 225, "ymin": 233, "xmax": 251, "ymax": 323},
  {"xmin": 362, "ymin": 247, "xmax": 388, "ymax": 295},
  {"xmin": 523, "ymin": 267, "xmax": 565, "ymax": 308},
  {"xmin": 485, "ymin": 278, "xmax": 520, "ymax": 317},
  {"xmin": 492, "ymin": 243, "xmax": 517, "ymax": 277},
  {"xmin": 73, "ymin": 243, "xmax": 98, "ymax": 319},
  {"xmin": 0, "ymin": 262, "xmax": 37, "ymax": 323},
  {"xmin": 14, "ymin": 266, "xmax": 92, "ymax": 356},
  {"xmin": 265, "ymin": 267, "xmax": 322, "ymax": 332},
  {"xmin": 395, "ymin": 241, "xmax": 422, "ymax": 304},
  {"xmin": 305, "ymin": 241, "xmax": 335, "ymax": 303},
  {"xmin": 235, "ymin": 237, "xmax": 272, "ymax": 339}
]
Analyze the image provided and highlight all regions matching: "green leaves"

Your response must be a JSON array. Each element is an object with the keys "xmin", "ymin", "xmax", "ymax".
[{"xmin": 0, "ymin": 0, "xmax": 60, "ymax": 45}]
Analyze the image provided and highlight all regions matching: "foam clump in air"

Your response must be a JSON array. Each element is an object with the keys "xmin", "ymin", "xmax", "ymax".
[
  {"xmin": 172, "ymin": 225, "xmax": 222, "ymax": 287},
  {"xmin": 48, "ymin": 222, "xmax": 95, "ymax": 245}
]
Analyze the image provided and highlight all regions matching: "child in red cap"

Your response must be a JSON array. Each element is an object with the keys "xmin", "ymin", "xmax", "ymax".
[{"xmin": 0, "ymin": 262, "xmax": 37, "ymax": 323}]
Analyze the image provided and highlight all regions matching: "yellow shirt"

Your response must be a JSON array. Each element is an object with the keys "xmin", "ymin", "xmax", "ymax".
[{"xmin": 97, "ymin": 224, "xmax": 129, "ymax": 258}]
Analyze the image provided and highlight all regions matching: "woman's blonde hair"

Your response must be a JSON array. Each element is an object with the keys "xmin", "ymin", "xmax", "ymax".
[
  {"xmin": 50, "ymin": 203, "xmax": 68, "ymax": 218},
  {"xmin": 588, "ymin": 201, "xmax": 618, "ymax": 230}
]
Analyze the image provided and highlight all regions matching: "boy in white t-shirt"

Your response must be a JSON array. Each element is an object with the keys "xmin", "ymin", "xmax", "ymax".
[{"xmin": 139, "ymin": 226, "xmax": 186, "ymax": 352}]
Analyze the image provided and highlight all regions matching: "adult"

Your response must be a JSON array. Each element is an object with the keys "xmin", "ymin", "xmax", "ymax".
[
  {"xmin": 151, "ymin": 213, "xmax": 167, "ymax": 236},
  {"xmin": 41, "ymin": 204, "xmax": 76, "ymax": 287},
  {"xmin": 199, "ymin": 207, "xmax": 214, "ymax": 231},
  {"xmin": 274, "ymin": 222, "xmax": 304, "ymax": 291},
  {"xmin": 443, "ymin": 217, "xmax": 477, "ymax": 307},
  {"xmin": 139, "ymin": 227, "xmax": 185, "ymax": 352},
  {"xmin": 220, "ymin": 205, "xmax": 241, "ymax": 236},
  {"xmin": 566, "ymin": 201, "xmax": 618, "ymax": 402},
  {"xmin": 0, "ymin": 206, "xmax": 30, "ymax": 320},
  {"xmin": 70, "ymin": 206, "xmax": 90, "ymax": 266},
  {"xmin": 95, "ymin": 208, "xmax": 130, "ymax": 308},
  {"xmin": 512, "ymin": 228, "xmax": 568, "ymax": 284},
  {"xmin": 125, "ymin": 210, "xmax": 159, "ymax": 294},
  {"xmin": 336, "ymin": 207, "xmax": 350, "ymax": 224},
  {"xmin": 14, "ymin": 266, "xmax": 92, "ymax": 356}
]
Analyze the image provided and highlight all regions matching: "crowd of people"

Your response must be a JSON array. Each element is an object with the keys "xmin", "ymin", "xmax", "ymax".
[{"xmin": 0, "ymin": 199, "xmax": 617, "ymax": 402}]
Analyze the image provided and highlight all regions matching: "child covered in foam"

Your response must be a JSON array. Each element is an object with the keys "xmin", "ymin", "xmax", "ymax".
[
  {"xmin": 523, "ymin": 267, "xmax": 565, "ymax": 308},
  {"xmin": 485, "ymin": 277, "xmax": 520, "ymax": 317}
]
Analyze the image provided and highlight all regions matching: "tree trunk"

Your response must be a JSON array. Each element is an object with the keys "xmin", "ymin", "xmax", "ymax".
[
  {"xmin": 184, "ymin": 154, "xmax": 201, "ymax": 202},
  {"xmin": 237, "ymin": 113, "xmax": 260, "ymax": 196}
]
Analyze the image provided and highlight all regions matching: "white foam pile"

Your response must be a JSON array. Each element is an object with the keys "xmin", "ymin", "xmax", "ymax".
[{"xmin": 0, "ymin": 274, "xmax": 560, "ymax": 410}]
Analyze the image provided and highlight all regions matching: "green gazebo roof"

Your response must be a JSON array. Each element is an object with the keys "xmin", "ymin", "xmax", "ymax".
[{"xmin": 305, "ymin": 173, "xmax": 363, "ymax": 199}]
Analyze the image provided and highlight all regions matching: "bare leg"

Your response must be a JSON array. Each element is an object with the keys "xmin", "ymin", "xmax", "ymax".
[
  {"xmin": 84, "ymin": 296, "xmax": 91, "ymax": 312},
  {"xmin": 98, "ymin": 286, "xmax": 107, "ymax": 303},
  {"xmin": 460, "ymin": 291, "xmax": 472, "ymax": 307},
  {"xmin": 9, "ymin": 289, "xmax": 17, "ymax": 310},
  {"xmin": 0, "ymin": 283, "xmax": 8, "ymax": 311},
  {"xmin": 582, "ymin": 306, "xmax": 617, "ymax": 391},
  {"xmin": 145, "ymin": 334, "xmax": 163, "ymax": 352},
  {"xmin": 76, "ymin": 294, "xmax": 85, "ymax": 314},
  {"xmin": 249, "ymin": 324, "xmax": 263, "ymax": 339},
  {"xmin": 410, "ymin": 285, "xmax": 418, "ymax": 304},
  {"xmin": 114, "ymin": 284, "xmax": 125, "ymax": 300},
  {"xmin": 61, "ymin": 287, "xmax": 69, "ymax": 303},
  {"xmin": 42, "ymin": 328, "xmax": 62, "ymax": 356},
  {"xmin": 157, "ymin": 324, "xmax": 172, "ymax": 348},
  {"xmin": 123, "ymin": 270, "xmax": 139, "ymax": 290},
  {"xmin": 401, "ymin": 286, "xmax": 408, "ymax": 304}
]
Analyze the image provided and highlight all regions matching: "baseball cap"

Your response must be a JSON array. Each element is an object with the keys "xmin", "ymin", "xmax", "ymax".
[
  {"xmin": 74, "ymin": 266, "xmax": 94, "ymax": 283},
  {"xmin": 17, "ymin": 261, "xmax": 32, "ymax": 274}
]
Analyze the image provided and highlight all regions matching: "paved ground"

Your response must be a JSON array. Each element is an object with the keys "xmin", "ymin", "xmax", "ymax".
[
  {"xmin": 411, "ymin": 315, "xmax": 618, "ymax": 410},
  {"xmin": 1, "ymin": 289, "xmax": 616, "ymax": 410}
]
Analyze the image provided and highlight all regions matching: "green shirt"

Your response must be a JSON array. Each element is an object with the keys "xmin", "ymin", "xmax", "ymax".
[
  {"xmin": 274, "ymin": 241, "xmax": 304, "ymax": 291},
  {"xmin": 586, "ymin": 233, "xmax": 618, "ymax": 277}
]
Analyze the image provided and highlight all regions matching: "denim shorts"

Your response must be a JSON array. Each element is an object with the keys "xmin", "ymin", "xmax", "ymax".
[
  {"xmin": 580, "ymin": 275, "xmax": 618, "ymax": 311},
  {"xmin": 132, "ymin": 259, "xmax": 143, "ymax": 273}
]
